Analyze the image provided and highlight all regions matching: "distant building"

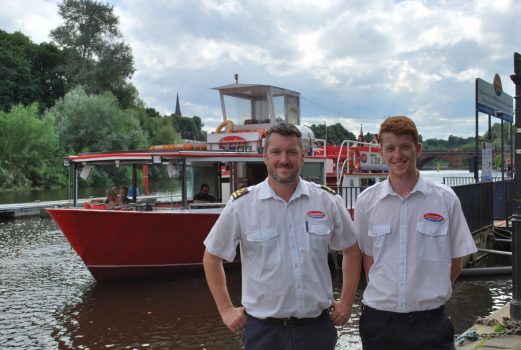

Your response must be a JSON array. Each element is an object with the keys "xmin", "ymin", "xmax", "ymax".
[
  {"xmin": 174, "ymin": 93, "xmax": 182, "ymax": 117},
  {"xmin": 358, "ymin": 124, "xmax": 364, "ymax": 142}
]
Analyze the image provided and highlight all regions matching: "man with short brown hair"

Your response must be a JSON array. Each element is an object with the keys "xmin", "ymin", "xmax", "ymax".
[{"xmin": 356, "ymin": 116, "xmax": 477, "ymax": 350}]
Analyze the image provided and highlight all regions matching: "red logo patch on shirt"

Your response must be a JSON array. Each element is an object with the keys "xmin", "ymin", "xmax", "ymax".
[
  {"xmin": 307, "ymin": 211, "xmax": 326, "ymax": 219},
  {"xmin": 424, "ymin": 213, "xmax": 444, "ymax": 222}
]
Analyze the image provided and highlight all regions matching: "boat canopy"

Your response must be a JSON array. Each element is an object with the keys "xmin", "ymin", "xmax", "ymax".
[{"xmin": 213, "ymin": 83, "xmax": 300, "ymax": 130}]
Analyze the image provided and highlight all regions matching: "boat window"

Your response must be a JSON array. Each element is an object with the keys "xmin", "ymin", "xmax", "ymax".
[
  {"xmin": 223, "ymin": 95, "xmax": 270, "ymax": 125},
  {"xmin": 286, "ymin": 95, "xmax": 299, "ymax": 125},
  {"xmin": 360, "ymin": 178, "xmax": 376, "ymax": 187},
  {"xmin": 229, "ymin": 162, "xmax": 266, "ymax": 191},
  {"xmin": 273, "ymin": 94, "xmax": 299, "ymax": 125},
  {"xmin": 189, "ymin": 163, "xmax": 220, "ymax": 202},
  {"xmin": 301, "ymin": 162, "xmax": 324, "ymax": 184},
  {"xmin": 273, "ymin": 95, "xmax": 285, "ymax": 122}
]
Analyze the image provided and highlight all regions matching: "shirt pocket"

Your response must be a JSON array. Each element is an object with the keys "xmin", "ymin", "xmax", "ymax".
[
  {"xmin": 416, "ymin": 221, "xmax": 449, "ymax": 262},
  {"xmin": 246, "ymin": 228, "xmax": 279, "ymax": 242},
  {"xmin": 306, "ymin": 220, "xmax": 331, "ymax": 259},
  {"xmin": 243, "ymin": 228, "xmax": 280, "ymax": 271},
  {"xmin": 367, "ymin": 224, "xmax": 391, "ymax": 259}
]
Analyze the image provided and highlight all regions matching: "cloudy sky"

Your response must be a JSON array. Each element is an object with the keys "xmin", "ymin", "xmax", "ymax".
[{"xmin": 1, "ymin": 0, "xmax": 520, "ymax": 139}]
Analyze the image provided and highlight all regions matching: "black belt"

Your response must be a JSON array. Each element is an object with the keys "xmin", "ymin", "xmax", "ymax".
[
  {"xmin": 362, "ymin": 304, "xmax": 446, "ymax": 321},
  {"xmin": 251, "ymin": 309, "xmax": 329, "ymax": 327}
]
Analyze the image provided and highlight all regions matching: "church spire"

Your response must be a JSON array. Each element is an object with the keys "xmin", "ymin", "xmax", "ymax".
[
  {"xmin": 358, "ymin": 123, "xmax": 364, "ymax": 142},
  {"xmin": 174, "ymin": 93, "xmax": 182, "ymax": 117}
]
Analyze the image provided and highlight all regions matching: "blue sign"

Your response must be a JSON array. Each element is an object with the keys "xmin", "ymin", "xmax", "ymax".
[{"xmin": 476, "ymin": 77, "xmax": 514, "ymax": 123}]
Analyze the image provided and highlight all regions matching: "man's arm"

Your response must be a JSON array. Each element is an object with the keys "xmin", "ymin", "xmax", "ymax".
[
  {"xmin": 203, "ymin": 249, "xmax": 246, "ymax": 332},
  {"xmin": 363, "ymin": 254, "xmax": 374, "ymax": 281},
  {"xmin": 450, "ymin": 257, "xmax": 463, "ymax": 285},
  {"xmin": 330, "ymin": 242, "xmax": 361, "ymax": 326}
]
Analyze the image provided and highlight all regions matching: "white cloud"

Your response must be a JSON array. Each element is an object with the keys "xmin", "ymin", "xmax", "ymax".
[
  {"xmin": 1, "ymin": 0, "xmax": 520, "ymax": 140},
  {"xmin": 0, "ymin": 0, "xmax": 59, "ymax": 42}
]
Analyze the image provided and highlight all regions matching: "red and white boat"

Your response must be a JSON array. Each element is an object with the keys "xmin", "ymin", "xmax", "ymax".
[{"xmin": 47, "ymin": 82, "xmax": 387, "ymax": 282}]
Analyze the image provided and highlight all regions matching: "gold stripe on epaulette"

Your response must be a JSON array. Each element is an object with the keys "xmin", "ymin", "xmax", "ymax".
[
  {"xmin": 232, "ymin": 187, "xmax": 249, "ymax": 199},
  {"xmin": 320, "ymin": 184, "xmax": 336, "ymax": 194}
]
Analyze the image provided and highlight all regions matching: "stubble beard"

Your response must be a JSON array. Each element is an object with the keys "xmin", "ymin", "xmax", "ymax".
[{"xmin": 268, "ymin": 166, "xmax": 299, "ymax": 184}]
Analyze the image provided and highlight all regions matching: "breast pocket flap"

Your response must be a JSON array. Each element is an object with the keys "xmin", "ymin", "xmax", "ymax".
[
  {"xmin": 368, "ymin": 224, "xmax": 391, "ymax": 238},
  {"xmin": 416, "ymin": 221, "xmax": 447, "ymax": 237},
  {"xmin": 246, "ymin": 228, "xmax": 278, "ymax": 242},
  {"xmin": 307, "ymin": 222, "xmax": 331, "ymax": 236}
]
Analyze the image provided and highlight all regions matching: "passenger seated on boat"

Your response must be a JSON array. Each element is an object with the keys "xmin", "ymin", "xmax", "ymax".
[
  {"xmin": 370, "ymin": 134, "xmax": 379, "ymax": 144},
  {"xmin": 118, "ymin": 186, "xmax": 131, "ymax": 205},
  {"xmin": 193, "ymin": 183, "xmax": 215, "ymax": 203},
  {"xmin": 105, "ymin": 188, "xmax": 118, "ymax": 209}
]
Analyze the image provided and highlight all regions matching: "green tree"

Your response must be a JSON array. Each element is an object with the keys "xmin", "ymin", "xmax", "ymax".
[
  {"xmin": 172, "ymin": 114, "xmax": 206, "ymax": 141},
  {"xmin": 0, "ymin": 30, "xmax": 67, "ymax": 112},
  {"xmin": 422, "ymin": 138, "xmax": 447, "ymax": 152},
  {"xmin": 50, "ymin": 0, "xmax": 135, "ymax": 107},
  {"xmin": 46, "ymin": 86, "xmax": 146, "ymax": 153},
  {"xmin": 0, "ymin": 104, "xmax": 66, "ymax": 190},
  {"xmin": 31, "ymin": 42, "xmax": 67, "ymax": 111},
  {"xmin": 310, "ymin": 122, "xmax": 355, "ymax": 145},
  {"xmin": 150, "ymin": 117, "xmax": 181, "ymax": 146},
  {"xmin": 126, "ymin": 105, "xmax": 181, "ymax": 147},
  {"xmin": 484, "ymin": 122, "xmax": 515, "ymax": 150},
  {"xmin": 0, "ymin": 30, "xmax": 38, "ymax": 112}
]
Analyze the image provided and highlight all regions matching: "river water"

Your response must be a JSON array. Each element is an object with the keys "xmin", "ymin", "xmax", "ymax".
[{"xmin": 0, "ymin": 216, "xmax": 512, "ymax": 349}]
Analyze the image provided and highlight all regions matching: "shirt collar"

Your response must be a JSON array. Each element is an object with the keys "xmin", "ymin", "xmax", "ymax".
[
  {"xmin": 258, "ymin": 177, "xmax": 308, "ymax": 201},
  {"xmin": 379, "ymin": 173, "xmax": 428, "ymax": 200}
]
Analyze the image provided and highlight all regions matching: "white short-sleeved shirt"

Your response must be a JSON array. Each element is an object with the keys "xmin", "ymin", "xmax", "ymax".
[
  {"xmin": 204, "ymin": 178, "xmax": 357, "ymax": 319},
  {"xmin": 355, "ymin": 175, "xmax": 477, "ymax": 313}
]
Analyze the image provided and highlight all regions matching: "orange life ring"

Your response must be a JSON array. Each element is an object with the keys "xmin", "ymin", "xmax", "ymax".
[
  {"xmin": 349, "ymin": 145, "xmax": 361, "ymax": 173},
  {"xmin": 215, "ymin": 120, "xmax": 234, "ymax": 134}
]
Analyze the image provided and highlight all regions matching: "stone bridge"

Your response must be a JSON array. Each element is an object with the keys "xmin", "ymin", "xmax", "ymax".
[{"xmin": 417, "ymin": 151, "xmax": 473, "ymax": 169}]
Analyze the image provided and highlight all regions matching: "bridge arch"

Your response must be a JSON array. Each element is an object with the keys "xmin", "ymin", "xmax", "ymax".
[{"xmin": 417, "ymin": 151, "xmax": 473, "ymax": 169}]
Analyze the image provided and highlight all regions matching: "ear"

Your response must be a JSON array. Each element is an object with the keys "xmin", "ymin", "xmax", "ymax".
[{"xmin": 416, "ymin": 142, "xmax": 422, "ymax": 156}]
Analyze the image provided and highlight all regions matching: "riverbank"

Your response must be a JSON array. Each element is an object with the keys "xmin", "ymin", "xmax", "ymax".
[{"xmin": 456, "ymin": 302, "xmax": 521, "ymax": 349}]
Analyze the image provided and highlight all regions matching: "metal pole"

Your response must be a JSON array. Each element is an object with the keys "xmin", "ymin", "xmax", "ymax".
[
  {"xmin": 132, "ymin": 164, "xmax": 137, "ymax": 202},
  {"xmin": 501, "ymin": 116, "xmax": 505, "ymax": 181},
  {"xmin": 510, "ymin": 52, "xmax": 521, "ymax": 320},
  {"xmin": 475, "ymin": 80, "xmax": 480, "ymax": 181}
]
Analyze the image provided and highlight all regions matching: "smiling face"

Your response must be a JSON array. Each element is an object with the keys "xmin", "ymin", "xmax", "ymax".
[
  {"xmin": 380, "ymin": 132, "xmax": 421, "ymax": 180},
  {"xmin": 263, "ymin": 132, "xmax": 304, "ymax": 186}
]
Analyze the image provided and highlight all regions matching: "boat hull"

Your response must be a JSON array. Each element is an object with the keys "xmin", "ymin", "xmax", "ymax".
[{"xmin": 47, "ymin": 208, "xmax": 222, "ymax": 281}]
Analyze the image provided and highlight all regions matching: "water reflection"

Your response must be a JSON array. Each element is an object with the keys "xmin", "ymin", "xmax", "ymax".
[
  {"xmin": 53, "ymin": 273, "xmax": 243, "ymax": 349},
  {"xmin": 448, "ymin": 277, "xmax": 512, "ymax": 333},
  {"xmin": 0, "ymin": 218, "xmax": 93, "ymax": 349},
  {"xmin": 0, "ymin": 217, "xmax": 513, "ymax": 349}
]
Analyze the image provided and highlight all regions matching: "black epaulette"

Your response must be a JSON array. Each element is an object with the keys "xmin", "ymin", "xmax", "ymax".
[
  {"xmin": 232, "ymin": 187, "xmax": 249, "ymax": 200},
  {"xmin": 320, "ymin": 184, "xmax": 337, "ymax": 194}
]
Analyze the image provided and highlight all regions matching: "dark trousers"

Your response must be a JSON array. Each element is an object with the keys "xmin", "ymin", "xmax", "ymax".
[
  {"xmin": 242, "ymin": 310, "xmax": 337, "ymax": 350},
  {"xmin": 359, "ymin": 305, "xmax": 455, "ymax": 350}
]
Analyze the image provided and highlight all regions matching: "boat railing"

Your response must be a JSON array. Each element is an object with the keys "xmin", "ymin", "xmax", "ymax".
[
  {"xmin": 334, "ymin": 140, "xmax": 382, "ymax": 187},
  {"xmin": 443, "ymin": 176, "xmax": 504, "ymax": 186},
  {"xmin": 335, "ymin": 140, "xmax": 351, "ymax": 186},
  {"xmin": 189, "ymin": 202, "xmax": 227, "ymax": 209},
  {"xmin": 330, "ymin": 185, "xmax": 364, "ymax": 210}
]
